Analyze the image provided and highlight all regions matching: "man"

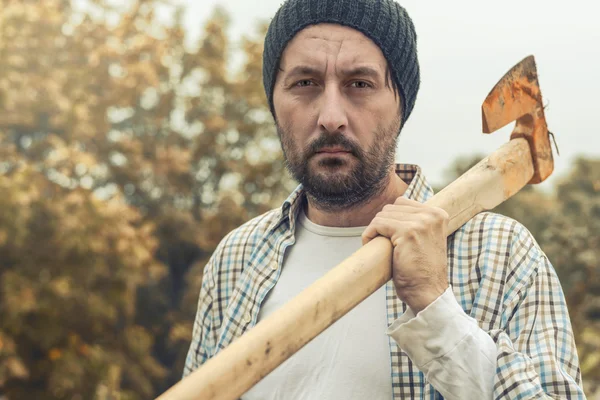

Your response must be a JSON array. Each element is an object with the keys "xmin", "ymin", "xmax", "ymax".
[{"xmin": 184, "ymin": 0, "xmax": 585, "ymax": 398}]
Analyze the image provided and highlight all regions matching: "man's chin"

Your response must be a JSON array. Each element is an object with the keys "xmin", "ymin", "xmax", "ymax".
[
  {"xmin": 304, "ymin": 174, "xmax": 358, "ymax": 195},
  {"xmin": 291, "ymin": 159, "xmax": 362, "ymax": 195},
  {"xmin": 307, "ymin": 168, "xmax": 355, "ymax": 185}
]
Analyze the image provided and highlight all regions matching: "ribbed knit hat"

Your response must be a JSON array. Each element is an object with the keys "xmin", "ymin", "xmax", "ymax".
[{"xmin": 262, "ymin": 0, "xmax": 420, "ymax": 124}]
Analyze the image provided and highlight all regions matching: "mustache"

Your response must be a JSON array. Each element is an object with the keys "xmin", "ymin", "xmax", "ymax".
[{"xmin": 305, "ymin": 133, "xmax": 362, "ymax": 158}]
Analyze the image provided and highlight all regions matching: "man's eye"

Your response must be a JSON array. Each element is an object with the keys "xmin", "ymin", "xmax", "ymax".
[
  {"xmin": 295, "ymin": 80, "xmax": 314, "ymax": 87},
  {"xmin": 350, "ymin": 81, "xmax": 371, "ymax": 89}
]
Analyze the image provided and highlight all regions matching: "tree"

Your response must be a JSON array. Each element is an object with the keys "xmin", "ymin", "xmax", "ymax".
[
  {"xmin": 0, "ymin": 2, "xmax": 294, "ymax": 397},
  {"xmin": 0, "ymin": 163, "xmax": 166, "ymax": 399},
  {"xmin": 0, "ymin": 1, "xmax": 180, "ymax": 397}
]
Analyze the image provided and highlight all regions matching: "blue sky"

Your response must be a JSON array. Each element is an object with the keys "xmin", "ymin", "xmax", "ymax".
[{"xmin": 185, "ymin": 0, "xmax": 600, "ymax": 188}]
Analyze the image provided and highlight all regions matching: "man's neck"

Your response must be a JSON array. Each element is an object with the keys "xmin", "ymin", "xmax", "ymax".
[{"xmin": 304, "ymin": 172, "xmax": 409, "ymax": 227}]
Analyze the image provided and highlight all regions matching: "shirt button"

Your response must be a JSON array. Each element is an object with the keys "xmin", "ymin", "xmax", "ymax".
[
  {"xmin": 271, "ymin": 261, "xmax": 278, "ymax": 271},
  {"xmin": 244, "ymin": 312, "xmax": 252, "ymax": 324}
]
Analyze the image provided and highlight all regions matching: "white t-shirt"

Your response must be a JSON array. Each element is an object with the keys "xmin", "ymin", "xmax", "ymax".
[
  {"xmin": 244, "ymin": 207, "xmax": 392, "ymax": 400},
  {"xmin": 244, "ymin": 207, "xmax": 497, "ymax": 399}
]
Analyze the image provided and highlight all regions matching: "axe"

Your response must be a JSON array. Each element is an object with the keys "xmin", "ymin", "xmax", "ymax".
[{"xmin": 157, "ymin": 55, "xmax": 554, "ymax": 400}]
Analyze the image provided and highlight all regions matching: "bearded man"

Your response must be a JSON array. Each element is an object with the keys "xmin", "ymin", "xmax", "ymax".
[{"xmin": 184, "ymin": 0, "xmax": 584, "ymax": 398}]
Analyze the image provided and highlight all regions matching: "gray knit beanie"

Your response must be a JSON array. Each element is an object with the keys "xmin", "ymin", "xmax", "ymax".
[{"xmin": 262, "ymin": 0, "xmax": 420, "ymax": 124}]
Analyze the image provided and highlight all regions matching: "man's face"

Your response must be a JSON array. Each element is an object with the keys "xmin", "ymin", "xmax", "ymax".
[{"xmin": 273, "ymin": 24, "xmax": 403, "ymax": 211}]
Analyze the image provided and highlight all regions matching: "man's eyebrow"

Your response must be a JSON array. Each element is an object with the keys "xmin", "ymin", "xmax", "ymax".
[
  {"xmin": 282, "ymin": 65, "xmax": 324, "ymax": 79},
  {"xmin": 281, "ymin": 64, "xmax": 383, "ymax": 81},
  {"xmin": 339, "ymin": 66, "xmax": 382, "ymax": 79}
]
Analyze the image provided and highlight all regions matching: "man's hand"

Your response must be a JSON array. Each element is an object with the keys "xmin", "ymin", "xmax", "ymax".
[{"xmin": 362, "ymin": 197, "xmax": 449, "ymax": 313}]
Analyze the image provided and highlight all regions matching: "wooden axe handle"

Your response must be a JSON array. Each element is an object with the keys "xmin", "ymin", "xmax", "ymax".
[{"xmin": 157, "ymin": 138, "xmax": 534, "ymax": 400}]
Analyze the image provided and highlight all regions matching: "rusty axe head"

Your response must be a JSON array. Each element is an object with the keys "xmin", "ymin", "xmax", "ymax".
[{"xmin": 482, "ymin": 55, "xmax": 553, "ymax": 184}]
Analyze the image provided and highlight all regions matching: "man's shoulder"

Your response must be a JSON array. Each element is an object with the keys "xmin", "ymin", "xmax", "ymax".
[
  {"xmin": 451, "ymin": 211, "xmax": 547, "ymax": 276},
  {"xmin": 455, "ymin": 211, "xmax": 540, "ymax": 251}
]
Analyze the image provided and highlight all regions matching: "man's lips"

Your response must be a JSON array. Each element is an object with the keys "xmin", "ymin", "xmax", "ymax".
[{"xmin": 315, "ymin": 147, "xmax": 351, "ymax": 154}]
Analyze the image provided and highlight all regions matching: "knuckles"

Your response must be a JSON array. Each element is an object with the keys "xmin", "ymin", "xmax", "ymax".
[
  {"xmin": 382, "ymin": 204, "xmax": 395, "ymax": 212},
  {"xmin": 432, "ymin": 207, "xmax": 450, "ymax": 222},
  {"xmin": 428, "ymin": 208, "xmax": 448, "ymax": 225},
  {"xmin": 368, "ymin": 203, "xmax": 449, "ymax": 242}
]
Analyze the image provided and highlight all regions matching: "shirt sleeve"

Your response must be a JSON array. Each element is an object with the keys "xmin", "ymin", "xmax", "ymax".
[
  {"xmin": 386, "ymin": 287, "xmax": 497, "ymax": 400},
  {"xmin": 182, "ymin": 255, "xmax": 219, "ymax": 378},
  {"xmin": 487, "ymin": 254, "xmax": 584, "ymax": 399},
  {"xmin": 387, "ymin": 253, "xmax": 585, "ymax": 399}
]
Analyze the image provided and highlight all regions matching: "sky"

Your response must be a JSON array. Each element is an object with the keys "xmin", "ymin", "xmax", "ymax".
[{"xmin": 184, "ymin": 0, "xmax": 599, "ymax": 189}]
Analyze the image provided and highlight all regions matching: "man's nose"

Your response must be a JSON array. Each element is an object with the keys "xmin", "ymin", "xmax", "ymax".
[{"xmin": 317, "ymin": 86, "xmax": 348, "ymax": 133}]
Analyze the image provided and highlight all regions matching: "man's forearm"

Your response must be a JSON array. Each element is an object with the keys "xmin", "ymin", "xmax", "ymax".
[{"xmin": 386, "ymin": 287, "xmax": 496, "ymax": 400}]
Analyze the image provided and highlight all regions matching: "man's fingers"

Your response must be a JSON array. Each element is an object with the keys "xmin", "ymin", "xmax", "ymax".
[
  {"xmin": 381, "ymin": 204, "xmax": 423, "ymax": 213},
  {"xmin": 377, "ymin": 208, "xmax": 448, "ymax": 227},
  {"xmin": 361, "ymin": 218, "xmax": 417, "ymax": 246},
  {"xmin": 362, "ymin": 217, "xmax": 396, "ymax": 245},
  {"xmin": 393, "ymin": 197, "xmax": 427, "ymax": 207},
  {"xmin": 376, "ymin": 211, "xmax": 426, "ymax": 221}
]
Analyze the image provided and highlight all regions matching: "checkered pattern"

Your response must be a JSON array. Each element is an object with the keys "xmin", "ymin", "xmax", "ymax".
[{"xmin": 184, "ymin": 164, "xmax": 584, "ymax": 399}]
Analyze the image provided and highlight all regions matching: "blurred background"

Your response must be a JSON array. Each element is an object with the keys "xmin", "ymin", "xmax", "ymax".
[{"xmin": 0, "ymin": 0, "xmax": 598, "ymax": 399}]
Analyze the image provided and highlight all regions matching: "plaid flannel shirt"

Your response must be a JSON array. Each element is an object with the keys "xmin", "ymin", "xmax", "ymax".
[{"xmin": 184, "ymin": 164, "xmax": 585, "ymax": 399}]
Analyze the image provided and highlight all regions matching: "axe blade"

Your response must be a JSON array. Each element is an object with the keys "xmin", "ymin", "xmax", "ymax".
[{"xmin": 481, "ymin": 55, "xmax": 553, "ymax": 184}]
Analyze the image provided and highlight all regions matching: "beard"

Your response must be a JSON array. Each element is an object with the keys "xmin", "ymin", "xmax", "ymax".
[{"xmin": 277, "ymin": 118, "xmax": 400, "ymax": 212}]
